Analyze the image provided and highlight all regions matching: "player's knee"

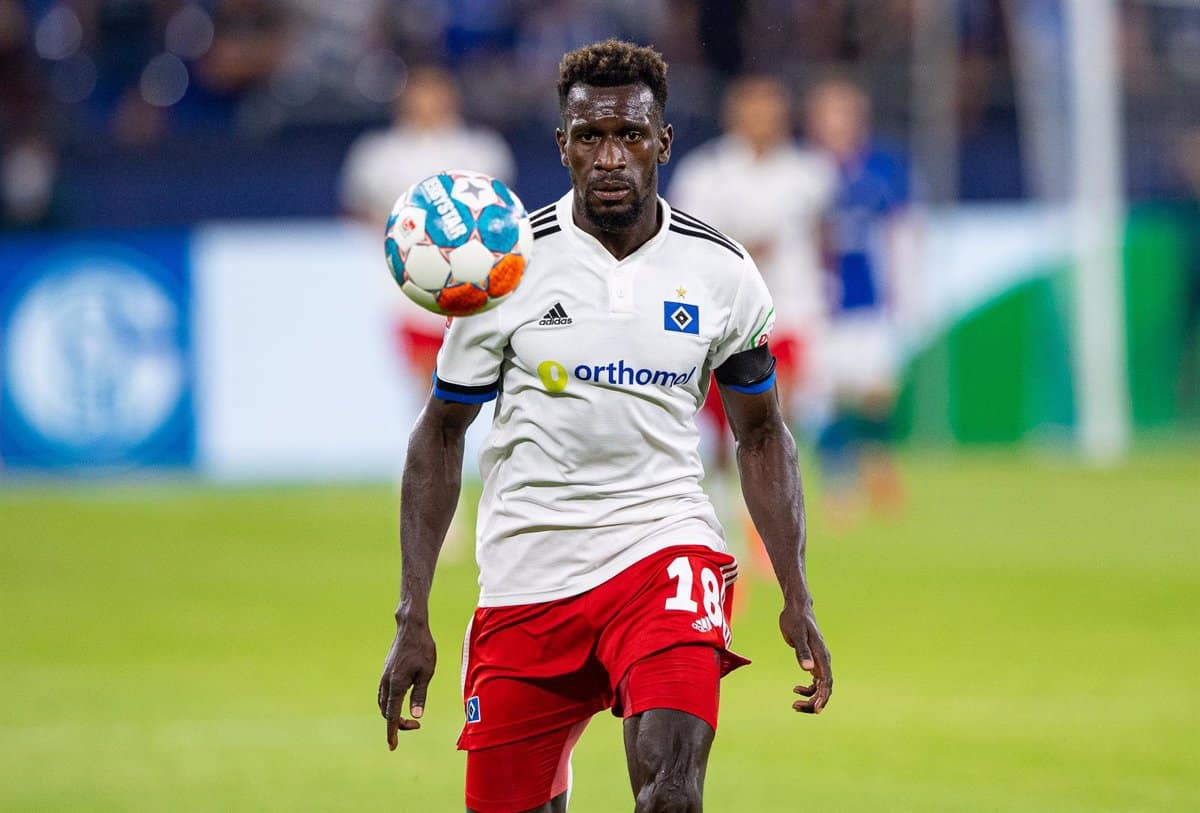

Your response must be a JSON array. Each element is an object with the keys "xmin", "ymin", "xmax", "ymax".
[{"xmin": 635, "ymin": 774, "xmax": 701, "ymax": 813}]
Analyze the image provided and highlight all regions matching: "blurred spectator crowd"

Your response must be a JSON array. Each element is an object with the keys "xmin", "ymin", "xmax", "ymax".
[{"xmin": 4, "ymin": 0, "xmax": 1200, "ymax": 229}]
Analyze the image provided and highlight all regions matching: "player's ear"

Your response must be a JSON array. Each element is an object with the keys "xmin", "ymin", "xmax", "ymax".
[
  {"xmin": 658, "ymin": 122, "xmax": 673, "ymax": 165},
  {"xmin": 555, "ymin": 129, "xmax": 568, "ymax": 166}
]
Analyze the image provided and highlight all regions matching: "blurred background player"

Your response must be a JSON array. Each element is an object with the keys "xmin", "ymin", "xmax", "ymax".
[
  {"xmin": 806, "ymin": 77, "xmax": 910, "ymax": 526},
  {"xmin": 340, "ymin": 66, "xmax": 515, "ymax": 555},
  {"xmin": 340, "ymin": 65, "xmax": 516, "ymax": 389},
  {"xmin": 669, "ymin": 76, "xmax": 834, "ymax": 558}
]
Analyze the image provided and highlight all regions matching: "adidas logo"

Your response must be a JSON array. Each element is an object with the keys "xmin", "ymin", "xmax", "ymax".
[{"xmin": 538, "ymin": 302, "xmax": 573, "ymax": 326}]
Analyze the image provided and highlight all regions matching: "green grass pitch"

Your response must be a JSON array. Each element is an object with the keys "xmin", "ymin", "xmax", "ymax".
[{"xmin": 2, "ymin": 451, "xmax": 1197, "ymax": 811}]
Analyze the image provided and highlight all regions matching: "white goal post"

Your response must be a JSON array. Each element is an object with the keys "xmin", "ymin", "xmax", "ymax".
[{"xmin": 1065, "ymin": 0, "xmax": 1131, "ymax": 461}]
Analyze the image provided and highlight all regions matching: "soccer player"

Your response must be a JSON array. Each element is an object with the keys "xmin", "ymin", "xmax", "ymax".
[
  {"xmin": 806, "ymin": 77, "xmax": 910, "ymax": 522},
  {"xmin": 670, "ymin": 74, "xmax": 835, "ymax": 428},
  {"xmin": 378, "ymin": 40, "xmax": 832, "ymax": 813}
]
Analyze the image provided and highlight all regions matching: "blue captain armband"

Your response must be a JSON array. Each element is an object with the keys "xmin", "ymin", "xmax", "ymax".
[
  {"xmin": 432, "ymin": 372, "xmax": 499, "ymax": 404},
  {"xmin": 723, "ymin": 371, "xmax": 776, "ymax": 394},
  {"xmin": 714, "ymin": 345, "xmax": 776, "ymax": 394}
]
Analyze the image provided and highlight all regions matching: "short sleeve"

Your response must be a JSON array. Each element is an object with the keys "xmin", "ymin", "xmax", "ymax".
[
  {"xmin": 433, "ymin": 308, "xmax": 507, "ymax": 403},
  {"xmin": 709, "ymin": 257, "xmax": 777, "ymax": 393}
]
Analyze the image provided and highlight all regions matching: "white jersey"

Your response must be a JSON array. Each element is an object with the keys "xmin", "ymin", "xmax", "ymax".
[
  {"xmin": 340, "ymin": 124, "xmax": 515, "ymax": 220},
  {"xmin": 434, "ymin": 192, "xmax": 776, "ymax": 607},
  {"xmin": 669, "ymin": 135, "xmax": 835, "ymax": 330}
]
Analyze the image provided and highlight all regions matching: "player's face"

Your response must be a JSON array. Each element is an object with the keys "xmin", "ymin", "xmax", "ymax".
[
  {"xmin": 807, "ymin": 83, "xmax": 868, "ymax": 160},
  {"xmin": 557, "ymin": 83, "xmax": 672, "ymax": 232},
  {"xmin": 400, "ymin": 70, "xmax": 460, "ymax": 129},
  {"xmin": 727, "ymin": 78, "xmax": 789, "ymax": 149}
]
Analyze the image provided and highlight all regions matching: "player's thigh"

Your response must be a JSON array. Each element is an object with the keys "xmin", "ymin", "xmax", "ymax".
[
  {"xmin": 460, "ymin": 600, "xmax": 609, "ymax": 752},
  {"xmin": 466, "ymin": 791, "xmax": 567, "ymax": 813},
  {"xmin": 463, "ymin": 791, "xmax": 566, "ymax": 813},
  {"xmin": 466, "ymin": 719, "xmax": 586, "ymax": 813},
  {"xmin": 618, "ymin": 644, "xmax": 720, "ymax": 807},
  {"xmin": 623, "ymin": 708, "xmax": 714, "ymax": 811}
]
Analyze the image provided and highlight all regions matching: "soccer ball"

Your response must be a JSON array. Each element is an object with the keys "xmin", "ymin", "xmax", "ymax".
[{"xmin": 384, "ymin": 170, "xmax": 533, "ymax": 317}]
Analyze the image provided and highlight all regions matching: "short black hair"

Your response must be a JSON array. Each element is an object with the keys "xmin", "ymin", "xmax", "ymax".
[{"xmin": 557, "ymin": 39, "xmax": 668, "ymax": 123}]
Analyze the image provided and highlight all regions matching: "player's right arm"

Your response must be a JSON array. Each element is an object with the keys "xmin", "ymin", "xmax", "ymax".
[{"xmin": 379, "ymin": 395, "xmax": 481, "ymax": 749}]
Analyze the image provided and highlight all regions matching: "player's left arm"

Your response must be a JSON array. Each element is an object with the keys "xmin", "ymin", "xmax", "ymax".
[{"xmin": 718, "ymin": 352, "xmax": 832, "ymax": 714}]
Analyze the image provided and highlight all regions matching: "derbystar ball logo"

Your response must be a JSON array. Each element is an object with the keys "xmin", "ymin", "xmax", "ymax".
[
  {"xmin": 419, "ymin": 176, "xmax": 468, "ymax": 241},
  {"xmin": 537, "ymin": 359, "xmax": 697, "ymax": 392}
]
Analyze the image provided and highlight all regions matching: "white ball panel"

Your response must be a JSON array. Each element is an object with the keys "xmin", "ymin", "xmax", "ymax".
[
  {"xmin": 451, "ymin": 175, "xmax": 500, "ymax": 210},
  {"xmin": 388, "ymin": 189, "xmax": 410, "ymax": 215},
  {"xmin": 444, "ymin": 168, "xmax": 490, "ymax": 181},
  {"xmin": 404, "ymin": 243, "xmax": 451, "ymax": 290},
  {"xmin": 448, "ymin": 240, "xmax": 496, "ymax": 286},
  {"xmin": 388, "ymin": 206, "xmax": 428, "ymax": 251},
  {"xmin": 400, "ymin": 280, "xmax": 444, "ymax": 314}
]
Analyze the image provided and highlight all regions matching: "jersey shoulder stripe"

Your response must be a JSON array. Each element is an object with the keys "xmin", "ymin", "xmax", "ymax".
[
  {"xmin": 529, "ymin": 208, "xmax": 557, "ymax": 230},
  {"xmin": 528, "ymin": 203, "xmax": 556, "ymax": 221},
  {"xmin": 668, "ymin": 223, "xmax": 743, "ymax": 258},
  {"xmin": 671, "ymin": 208, "xmax": 734, "ymax": 242},
  {"xmin": 670, "ymin": 209, "xmax": 745, "ymax": 258},
  {"xmin": 533, "ymin": 223, "xmax": 562, "ymax": 240}
]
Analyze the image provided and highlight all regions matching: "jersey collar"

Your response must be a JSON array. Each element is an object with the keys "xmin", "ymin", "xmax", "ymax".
[{"xmin": 557, "ymin": 191, "xmax": 673, "ymax": 264}]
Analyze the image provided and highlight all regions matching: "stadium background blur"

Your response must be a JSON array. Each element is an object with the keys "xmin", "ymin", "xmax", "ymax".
[{"xmin": 2, "ymin": 1, "xmax": 1197, "ymax": 811}]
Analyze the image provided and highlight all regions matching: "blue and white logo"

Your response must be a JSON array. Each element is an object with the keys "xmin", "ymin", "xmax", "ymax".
[
  {"xmin": 465, "ymin": 695, "xmax": 482, "ymax": 724},
  {"xmin": 0, "ymin": 239, "xmax": 193, "ymax": 468},
  {"xmin": 664, "ymin": 302, "xmax": 699, "ymax": 334}
]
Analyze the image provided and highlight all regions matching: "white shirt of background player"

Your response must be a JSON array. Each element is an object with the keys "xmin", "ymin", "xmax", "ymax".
[{"xmin": 668, "ymin": 78, "xmax": 834, "ymax": 335}]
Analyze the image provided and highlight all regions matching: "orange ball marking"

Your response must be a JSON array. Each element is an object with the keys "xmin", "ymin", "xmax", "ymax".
[
  {"xmin": 488, "ymin": 254, "xmax": 524, "ymax": 298},
  {"xmin": 437, "ymin": 283, "xmax": 490, "ymax": 316}
]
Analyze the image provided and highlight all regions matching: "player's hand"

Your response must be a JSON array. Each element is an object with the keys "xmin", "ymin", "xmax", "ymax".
[
  {"xmin": 378, "ymin": 613, "xmax": 436, "ymax": 749},
  {"xmin": 779, "ymin": 602, "xmax": 832, "ymax": 714}
]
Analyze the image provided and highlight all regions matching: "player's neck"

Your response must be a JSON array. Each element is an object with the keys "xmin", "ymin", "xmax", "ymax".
[
  {"xmin": 743, "ymin": 135, "xmax": 782, "ymax": 160},
  {"xmin": 572, "ymin": 199, "xmax": 662, "ymax": 261}
]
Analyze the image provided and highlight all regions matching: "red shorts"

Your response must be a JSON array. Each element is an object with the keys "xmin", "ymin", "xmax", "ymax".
[
  {"xmin": 459, "ymin": 545, "xmax": 749, "ymax": 811},
  {"xmin": 772, "ymin": 333, "xmax": 803, "ymax": 381},
  {"xmin": 393, "ymin": 318, "xmax": 445, "ymax": 374}
]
